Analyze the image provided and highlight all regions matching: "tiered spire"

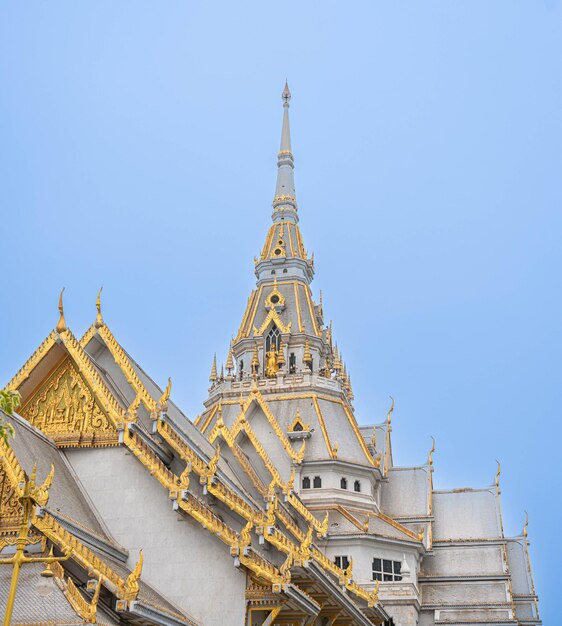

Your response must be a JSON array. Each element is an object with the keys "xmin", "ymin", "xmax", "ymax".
[
  {"xmin": 209, "ymin": 354, "xmax": 218, "ymax": 383},
  {"xmin": 272, "ymin": 81, "xmax": 297, "ymax": 221}
]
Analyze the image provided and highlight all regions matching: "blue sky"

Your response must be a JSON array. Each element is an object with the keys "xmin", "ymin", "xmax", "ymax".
[{"xmin": 1, "ymin": 1, "xmax": 560, "ymax": 620}]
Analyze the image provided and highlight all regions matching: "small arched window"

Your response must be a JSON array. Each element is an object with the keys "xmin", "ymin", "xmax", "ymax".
[
  {"xmin": 266, "ymin": 324, "xmax": 281, "ymax": 353},
  {"xmin": 354, "ymin": 480, "xmax": 361, "ymax": 493},
  {"xmin": 313, "ymin": 476, "xmax": 322, "ymax": 489},
  {"xmin": 302, "ymin": 476, "xmax": 311, "ymax": 489},
  {"xmin": 340, "ymin": 477, "xmax": 348, "ymax": 490}
]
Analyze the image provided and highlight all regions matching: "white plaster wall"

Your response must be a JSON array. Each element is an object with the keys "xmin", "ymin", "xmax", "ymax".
[
  {"xmin": 65, "ymin": 447, "xmax": 246, "ymax": 626},
  {"xmin": 422, "ymin": 581, "xmax": 507, "ymax": 604},
  {"xmin": 324, "ymin": 538, "xmax": 418, "ymax": 586},
  {"xmin": 422, "ymin": 545, "xmax": 504, "ymax": 576}
]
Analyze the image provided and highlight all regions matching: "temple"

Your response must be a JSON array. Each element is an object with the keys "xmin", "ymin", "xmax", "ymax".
[{"xmin": 0, "ymin": 85, "xmax": 540, "ymax": 626}]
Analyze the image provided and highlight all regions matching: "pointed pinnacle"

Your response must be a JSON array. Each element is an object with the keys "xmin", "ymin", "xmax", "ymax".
[{"xmin": 282, "ymin": 80, "xmax": 291, "ymax": 106}]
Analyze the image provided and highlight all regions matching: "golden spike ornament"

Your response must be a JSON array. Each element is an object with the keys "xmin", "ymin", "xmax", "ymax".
[
  {"xmin": 209, "ymin": 354, "xmax": 218, "ymax": 383},
  {"xmin": 56, "ymin": 288, "xmax": 67, "ymax": 334},
  {"xmin": 303, "ymin": 339, "xmax": 312, "ymax": 367},
  {"xmin": 428, "ymin": 436, "xmax": 436, "ymax": 467},
  {"xmin": 225, "ymin": 343, "xmax": 234, "ymax": 374},
  {"xmin": 276, "ymin": 337, "xmax": 285, "ymax": 366},
  {"xmin": 95, "ymin": 287, "xmax": 104, "ymax": 328}
]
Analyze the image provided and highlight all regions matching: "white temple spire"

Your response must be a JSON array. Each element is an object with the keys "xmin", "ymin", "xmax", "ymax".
[{"xmin": 272, "ymin": 81, "xmax": 298, "ymax": 222}]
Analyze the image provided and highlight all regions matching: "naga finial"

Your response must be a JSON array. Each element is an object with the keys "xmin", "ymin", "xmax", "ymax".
[
  {"xmin": 495, "ymin": 460, "xmax": 501, "ymax": 491},
  {"xmin": 387, "ymin": 396, "xmax": 395, "ymax": 426},
  {"xmin": 208, "ymin": 444, "xmax": 221, "ymax": 476},
  {"xmin": 428, "ymin": 436, "xmax": 436, "ymax": 467},
  {"xmin": 158, "ymin": 377, "xmax": 172, "ymax": 412},
  {"xmin": 56, "ymin": 288, "xmax": 67, "ymax": 334},
  {"xmin": 368, "ymin": 580, "xmax": 380, "ymax": 607},
  {"xmin": 239, "ymin": 519, "xmax": 253, "ymax": 548},
  {"xmin": 125, "ymin": 550, "xmax": 144, "ymax": 599},
  {"xmin": 285, "ymin": 466, "xmax": 295, "ymax": 493},
  {"xmin": 95, "ymin": 287, "xmax": 104, "ymax": 328}
]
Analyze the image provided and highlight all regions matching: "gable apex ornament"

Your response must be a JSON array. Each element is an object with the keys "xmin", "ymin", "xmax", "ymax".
[
  {"xmin": 95, "ymin": 287, "xmax": 104, "ymax": 328},
  {"xmin": 56, "ymin": 288, "xmax": 67, "ymax": 334}
]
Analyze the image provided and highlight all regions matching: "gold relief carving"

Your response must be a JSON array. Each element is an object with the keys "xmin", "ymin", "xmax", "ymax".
[
  {"xmin": 20, "ymin": 358, "xmax": 118, "ymax": 447},
  {"xmin": 0, "ymin": 465, "xmax": 23, "ymax": 530}
]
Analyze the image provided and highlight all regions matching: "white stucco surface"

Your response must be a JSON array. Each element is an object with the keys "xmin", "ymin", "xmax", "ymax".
[{"xmin": 65, "ymin": 447, "xmax": 246, "ymax": 626}]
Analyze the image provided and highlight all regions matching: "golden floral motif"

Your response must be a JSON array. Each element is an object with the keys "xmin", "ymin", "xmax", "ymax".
[{"xmin": 20, "ymin": 358, "xmax": 118, "ymax": 447}]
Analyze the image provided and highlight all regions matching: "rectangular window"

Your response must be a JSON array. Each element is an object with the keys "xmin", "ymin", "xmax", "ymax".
[
  {"xmin": 372, "ymin": 558, "xmax": 402, "ymax": 582},
  {"xmin": 334, "ymin": 555, "xmax": 350, "ymax": 570}
]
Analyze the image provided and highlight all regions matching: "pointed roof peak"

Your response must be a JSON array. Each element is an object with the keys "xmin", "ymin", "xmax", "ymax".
[
  {"xmin": 282, "ymin": 80, "xmax": 291, "ymax": 107},
  {"xmin": 272, "ymin": 82, "xmax": 297, "ymax": 221}
]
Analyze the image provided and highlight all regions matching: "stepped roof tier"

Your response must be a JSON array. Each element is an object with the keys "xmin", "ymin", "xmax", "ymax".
[{"xmin": 1, "ymin": 86, "xmax": 539, "ymax": 626}]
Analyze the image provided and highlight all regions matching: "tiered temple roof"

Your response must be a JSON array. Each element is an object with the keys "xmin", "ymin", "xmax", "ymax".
[{"xmin": 1, "ymin": 85, "xmax": 539, "ymax": 626}]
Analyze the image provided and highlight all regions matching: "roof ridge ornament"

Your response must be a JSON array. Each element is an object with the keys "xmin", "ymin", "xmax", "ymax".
[
  {"xmin": 428, "ymin": 436, "xmax": 436, "ymax": 467},
  {"xmin": 56, "ymin": 288, "xmax": 67, "ymax": 334},
  {"xmin": 95, "ymin": 287, "xmax": 104, "ymax": 328}
]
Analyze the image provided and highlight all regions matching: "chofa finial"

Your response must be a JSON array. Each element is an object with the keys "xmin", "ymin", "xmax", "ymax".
[
  {"xmin": 387, "ymin": 396, "xmax": 394, "ymax": 426},
  {"xmin": 95, "ymin": 287, "xmax": 104, "ymax": 328},
  {"xmin": 495, "ymin": 460, "xmax": 501, "ymax": 491},
  {"xmin": 428, "ymin": 436, "xmax": 436, "ymax": 467},
  {"xmin": 282, "ymin": 80, "xmax": 291, "ymax": 106},
  {"xmin": 56, "ymin": 288, "xmax": 67, "ymax": 334},
  {"xmin": 523, "ymin": 511, "xmax": 529, "ymax": 538}
]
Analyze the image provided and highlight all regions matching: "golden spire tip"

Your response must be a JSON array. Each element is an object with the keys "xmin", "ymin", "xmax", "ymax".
[{"xmin": 56, "ymin": 288, "xmax": 67, "ymax": 334}]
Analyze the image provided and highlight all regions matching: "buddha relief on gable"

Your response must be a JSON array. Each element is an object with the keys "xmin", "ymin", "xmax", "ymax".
[{"xmin": 20, "ymin": 358, "xmax": 118, "ymax": 447}]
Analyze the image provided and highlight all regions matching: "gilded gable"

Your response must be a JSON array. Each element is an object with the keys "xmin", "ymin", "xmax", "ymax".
[
  {"xmin": 0, "ymin": 464, "xmax": 23, "ymax": 532},
  {"xmin": 20, "ymin": 357, "xmax": 119, "ymax": 448}
]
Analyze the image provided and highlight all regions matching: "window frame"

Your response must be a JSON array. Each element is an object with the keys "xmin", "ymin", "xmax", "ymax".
[
  {"xmin": 372, "ymin": 557, "xmax": 402, "ymax": 582},
  {"xmin": 334, "ymin": 555, "xmax": 350, "ymax": 570}
]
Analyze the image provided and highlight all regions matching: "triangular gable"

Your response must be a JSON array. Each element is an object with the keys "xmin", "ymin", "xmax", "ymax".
[
  {"xmin": 80, "ymin": 323, "xmax": 160, "ymax": 417},
  {"xmin": 5, "ymin": 327, "xmax": 123, "ymax": 448}
]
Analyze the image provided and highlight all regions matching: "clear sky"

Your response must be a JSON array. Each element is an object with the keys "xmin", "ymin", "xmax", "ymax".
[{"xmin": 1, "ymin": 1, "xmax": 560, "ymax": 620}]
